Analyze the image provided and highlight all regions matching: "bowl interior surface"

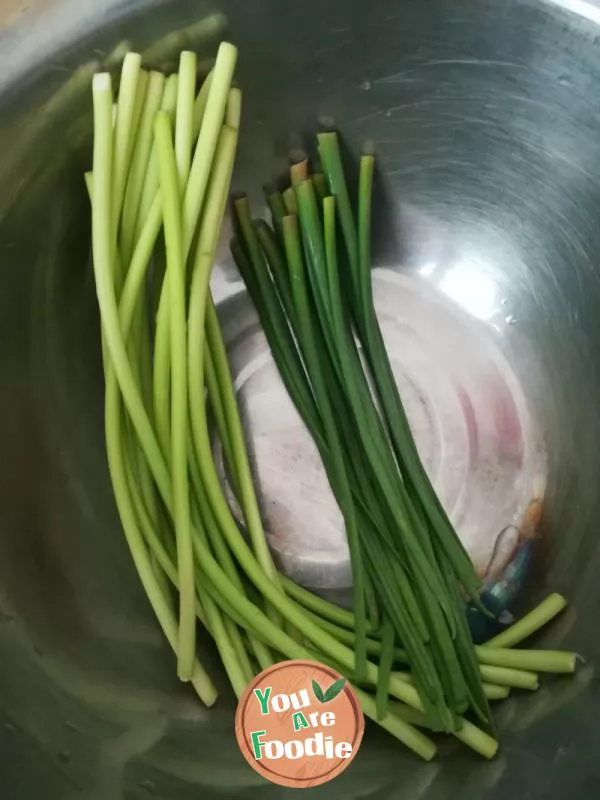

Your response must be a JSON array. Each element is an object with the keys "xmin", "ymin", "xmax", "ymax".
[{"xmin": 1, "ymin": 0, "xmax": 600, "ymax": 797}]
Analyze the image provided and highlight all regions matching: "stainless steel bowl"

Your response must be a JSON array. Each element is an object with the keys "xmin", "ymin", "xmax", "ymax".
[{"xmin": 1, "ymin": 0, "xmax": 600, "ymax": 797}]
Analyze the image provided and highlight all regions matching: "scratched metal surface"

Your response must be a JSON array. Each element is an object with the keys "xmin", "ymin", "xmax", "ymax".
[{"xmin": 1, "ymin": 0, "xmax": 600, "ymax": 798}]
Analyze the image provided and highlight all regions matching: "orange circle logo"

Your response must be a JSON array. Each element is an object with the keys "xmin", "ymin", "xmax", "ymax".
[{"xmin": 235, "ymin": 659, "xmax": 364, "ymax": 788}]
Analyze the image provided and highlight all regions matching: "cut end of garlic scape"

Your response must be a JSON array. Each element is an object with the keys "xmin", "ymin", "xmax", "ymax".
[{"xmin": 93, "ymin": 73, "xmax": 112, "ymax": 93}]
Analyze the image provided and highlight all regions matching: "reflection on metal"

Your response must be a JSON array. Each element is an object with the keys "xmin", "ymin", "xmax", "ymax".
[
  {"xmin": 508, "ymin": 663, "xmax": 595, "ymax": 734},
  {"xmin": 544, "ymin": 0, "xmax": 600, "ymax": 26},
  {"xmin": 141, "ymin": 14, "xmax": 226, "ymax": 70},
  {"xmin": 438, "ymin": 260, "xmax": 500, "ymax": 321},
  {"xmin": 90, "ymin": 717, "xmax": 167, "ymax": 800},
  {"xmin": 485, "ymin": 497, "xmax": 544, "ymax": 588}
]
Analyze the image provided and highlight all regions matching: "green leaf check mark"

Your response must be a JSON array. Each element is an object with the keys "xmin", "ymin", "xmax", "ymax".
[{"xmin": 312, "ymin": 677, "xmax": 346, "ymax": 703}]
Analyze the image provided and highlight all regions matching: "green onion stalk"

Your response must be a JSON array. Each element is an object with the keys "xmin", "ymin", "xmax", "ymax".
[
  {"xmin": 229, "ymin": 134, "xmax": 578, "ymax": 735},
  {"xmin": 232, "ymin": 162, "xmax": 486, "ymax": 731}
]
